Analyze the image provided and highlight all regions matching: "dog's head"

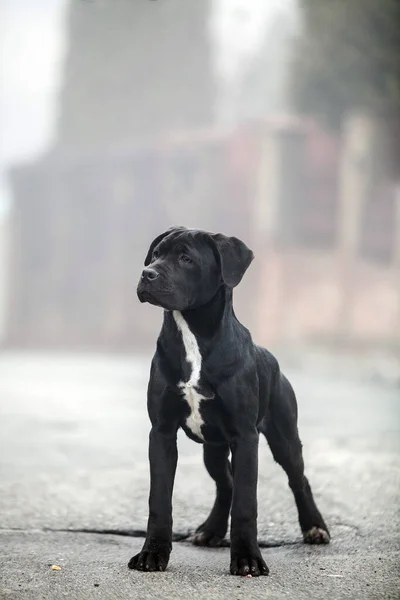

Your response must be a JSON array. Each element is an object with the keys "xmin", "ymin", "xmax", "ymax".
[{"xmin": 137, "ymin": 226, "xmax": 254, "ymax": 311}]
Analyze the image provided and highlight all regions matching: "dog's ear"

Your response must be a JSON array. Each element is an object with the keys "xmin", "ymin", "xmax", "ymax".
[
  {"xmin": 144, "ymin": 226, "xmax": 187, "ymax": 266},
  {"xmin": 211, "ymin": 234, "xmax": 254, "ymax": 288}
]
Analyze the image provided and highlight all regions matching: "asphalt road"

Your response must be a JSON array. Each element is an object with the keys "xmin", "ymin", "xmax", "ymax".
[{"xmin": 0, "ymin": 351, "xmax": 399, "ymax": 599}]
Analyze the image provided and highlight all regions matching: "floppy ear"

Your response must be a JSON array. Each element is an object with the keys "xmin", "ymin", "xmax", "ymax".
[
  {"xmin": 144, "ymin": 226, "xmax": 187, "ymax": 266},
  {"xmin": 211, "ymin": 234, "xmax": 254, "ymax": 288}
]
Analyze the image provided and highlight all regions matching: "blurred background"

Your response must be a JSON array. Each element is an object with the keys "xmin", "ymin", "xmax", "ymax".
[
  {"xmin": 0, "ymin": 0, "xmax": 399, "ymax": 363},
  {"xmin": 0, "ymin": 4, "xmax": 399, "ymax": 596}
]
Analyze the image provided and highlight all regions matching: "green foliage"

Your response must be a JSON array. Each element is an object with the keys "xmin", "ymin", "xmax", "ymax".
[{"xmin": 290, "ymin": 0, "xmax": 400, "ymax": 126}]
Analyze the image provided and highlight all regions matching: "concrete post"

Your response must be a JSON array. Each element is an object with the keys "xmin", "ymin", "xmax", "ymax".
[
  {"xmin": 394, "ymin": 186, "xmax": 400, "ymax": 350},
  {"xmin": 0, "ymin": 213, "xmax": 9, "ymax": 345},
  {"xmin": 337, "ymin": 110, "xmax": 379, "ymax": 343},
  {"xmin": 251, "ymin": 118, "xmax": 307, "ymax": 345}
]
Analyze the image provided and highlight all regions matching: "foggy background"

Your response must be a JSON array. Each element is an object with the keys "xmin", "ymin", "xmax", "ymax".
[
  {"xmin": 0, "ymin": 0, "xmax": 399, "ymax": 365},
  {"xmin": 0, "ymin": 0, "xmax": 399, "ymax": 363},
  {"xmin": 0, "ymin": 3, "xmax": 399, "ymax": 597}
]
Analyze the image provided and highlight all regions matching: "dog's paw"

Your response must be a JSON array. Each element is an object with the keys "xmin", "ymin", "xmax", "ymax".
[
  {"xmin": 193, "ymin": 530, "xmax": 224, "ymax": 547},
  {"xmin": 230, "ymin": 553, "xmax": 269, "ymax": 577},
  {"xmin": 128, "ymin": 549, "xmax": 170, "ymax": 572},
  {"xmin": 303, "ymin": 526, "xmax": 330, "ymax": 545}
]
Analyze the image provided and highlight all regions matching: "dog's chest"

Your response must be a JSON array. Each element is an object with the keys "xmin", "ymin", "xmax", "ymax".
[{"xmin": 172, "ymin": 311, "xmax": 213, "ymax": 440}]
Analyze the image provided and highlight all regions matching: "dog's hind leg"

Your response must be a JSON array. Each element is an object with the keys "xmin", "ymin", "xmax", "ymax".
[
  {"xmin": 193, "ymin": 443, "xmax": 233, "ymax": 547},
  {"xmin": 260, "ymin": 374, "xmax": 330, "ymax": 544}
]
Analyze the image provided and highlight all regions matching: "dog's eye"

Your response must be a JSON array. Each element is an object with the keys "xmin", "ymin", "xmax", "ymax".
[
  {"xmin": 179, "ymin": 254, "xmax": 192, "ymax": 264},
  {"xmin": 152, "ymin": 250, "xmax": 160, "ymax": 260}
]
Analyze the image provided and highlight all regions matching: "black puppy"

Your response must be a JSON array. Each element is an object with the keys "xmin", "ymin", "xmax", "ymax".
[{"xmin": 129, "ymin": 226, "xmax": 330, "ymax": 577}]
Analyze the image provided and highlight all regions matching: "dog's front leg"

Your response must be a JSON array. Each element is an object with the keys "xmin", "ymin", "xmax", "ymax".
[
  {"xmin": 230, "ymin": 430, "xmax": 269, "ymax": 576},
  {"xmin": 128, "ymin": 427, "xmax": 178, "ymax": 572}
]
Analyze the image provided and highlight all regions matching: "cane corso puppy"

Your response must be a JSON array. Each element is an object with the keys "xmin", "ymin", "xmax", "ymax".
[{"xmin": 129, "ymin": 226, "xmax": 330, "ymax": 576}]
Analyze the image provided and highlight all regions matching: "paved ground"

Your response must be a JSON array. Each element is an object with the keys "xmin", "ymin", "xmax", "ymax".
[{"xmin": 0, "ymin": 351, "xmax": 399, "ymax": 599}]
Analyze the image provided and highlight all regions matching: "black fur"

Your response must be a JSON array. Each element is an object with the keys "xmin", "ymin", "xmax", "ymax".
[{"xmin": 129, "ymin": 227, "xmax": 329, "ymax": 577}]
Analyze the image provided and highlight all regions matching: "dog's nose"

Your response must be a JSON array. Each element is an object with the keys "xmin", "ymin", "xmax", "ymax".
[{"xmin": 141, "ymin": 267, "xmax": 160, "ymax": 282}]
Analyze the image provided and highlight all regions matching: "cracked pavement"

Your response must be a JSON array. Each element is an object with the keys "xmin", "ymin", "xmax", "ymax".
[{"xmin": 0, "ymin": 351, "xmax": 399, "ymax": 599}]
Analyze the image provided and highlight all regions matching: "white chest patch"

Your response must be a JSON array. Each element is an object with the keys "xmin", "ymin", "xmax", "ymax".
[{"xmin": 172, "ymin": 310, "xmax": 210, "ymax": 440}]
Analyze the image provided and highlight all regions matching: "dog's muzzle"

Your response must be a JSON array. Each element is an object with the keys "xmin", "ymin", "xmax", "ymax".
[
  {"xmin": 141, "ymin": 267, "xmax": 159, "ymax": 282},
  {"xmin": 137, "ymin": 267, "xmax": 162, "ymax": 304}
]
